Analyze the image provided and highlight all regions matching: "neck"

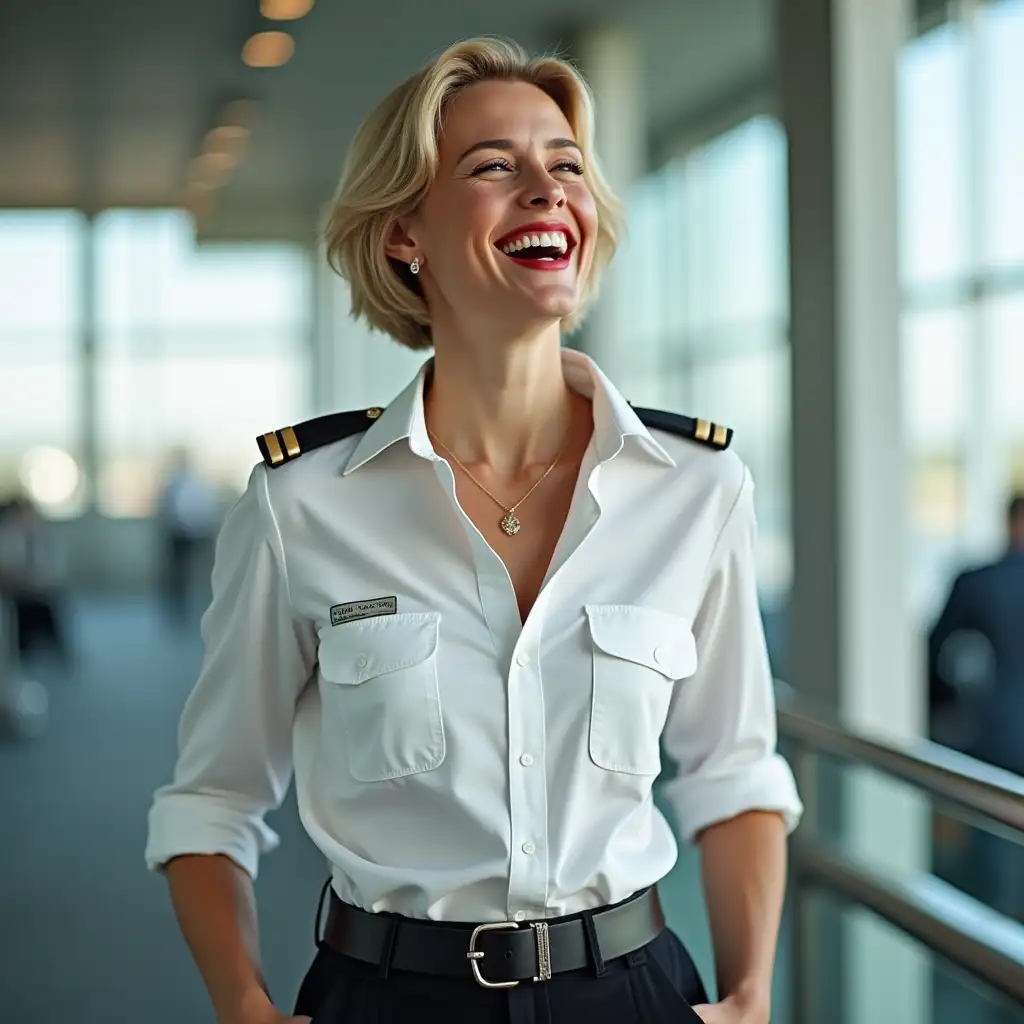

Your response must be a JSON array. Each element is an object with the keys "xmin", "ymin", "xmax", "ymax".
[{"xmin": 424, "ymin": 318, "xmax": 578, "ymax": 476}]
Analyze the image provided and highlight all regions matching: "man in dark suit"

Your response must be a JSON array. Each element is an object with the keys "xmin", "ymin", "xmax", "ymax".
[{"xmin": 928, "ymin": 493, "xmax": 1024, "ymax": 924}]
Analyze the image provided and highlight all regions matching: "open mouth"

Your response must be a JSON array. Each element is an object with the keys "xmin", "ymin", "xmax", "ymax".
[{"xmin": 494, "ymin": 224, "xmax": 577, "ymax": 269}]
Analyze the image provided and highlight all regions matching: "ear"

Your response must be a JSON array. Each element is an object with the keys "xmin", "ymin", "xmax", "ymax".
[{"xmin": 384, "ymin": 217, "xmax": 420, "ymax": 267}]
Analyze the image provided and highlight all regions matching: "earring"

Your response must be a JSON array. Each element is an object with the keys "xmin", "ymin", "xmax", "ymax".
[{"xmin": 410, "ymin": 257, "xmax": 420, "ymax": 275}]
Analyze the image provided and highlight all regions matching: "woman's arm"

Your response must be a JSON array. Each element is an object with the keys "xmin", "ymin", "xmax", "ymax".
[
  {"xmin": 659, "ymin": 465, "xmax": 802, "ymax": 1020},
  {"xmin": 146, "ymin": 466, "xmax": 317, "ymax": 1023},
  {"xmin": 165, "ymin": 854, "xmax": 284, "ymax": 1024},
  {"xmin": 695, "ymin": 811, "xmax": 787, "ymax": 1022}
]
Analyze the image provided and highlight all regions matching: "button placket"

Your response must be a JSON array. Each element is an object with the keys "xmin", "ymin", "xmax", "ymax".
[{"xmin": 505, "ymin": 620, "xmax": 549, "ymax": 917}]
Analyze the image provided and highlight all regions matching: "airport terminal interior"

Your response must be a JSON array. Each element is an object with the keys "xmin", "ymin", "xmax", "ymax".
[{"xmin": 1, "ymin": 0, "xmax": 1022, "ymax": 1021}]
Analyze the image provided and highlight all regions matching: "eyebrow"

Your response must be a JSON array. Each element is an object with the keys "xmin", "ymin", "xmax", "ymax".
[{"xmin": 456, "ymin": 137, "xmax": 582, "ymax": 164}]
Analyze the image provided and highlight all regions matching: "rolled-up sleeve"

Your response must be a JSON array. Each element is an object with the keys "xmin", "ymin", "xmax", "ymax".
[
  {"xmin": 145, "ymin": 464, "xmax": 316, "ymax": 879},
  {"xmin": 661, "ymin": 467, "xmax": 803, "ymax": 844}
]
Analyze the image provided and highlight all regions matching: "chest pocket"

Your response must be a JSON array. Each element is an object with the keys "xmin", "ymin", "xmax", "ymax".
[
  {"xmin": 585, "ymin": 605, "xmax": 698, "ymax": 776},
  {"xmin": 318, "ymin": 612, "xmax": 445, "ymax": 783}
]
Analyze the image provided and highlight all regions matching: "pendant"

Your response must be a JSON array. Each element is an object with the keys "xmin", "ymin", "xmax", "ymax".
[{"xmin": 500, "ymin": 511, "xmax": 521, "ymax": 536}]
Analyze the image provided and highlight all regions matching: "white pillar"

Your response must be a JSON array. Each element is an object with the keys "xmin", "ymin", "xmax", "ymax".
[
  {"xmin": 310, "ymin": 245, "xmax": 344, "ymax": 416},
  {"xmin": 780, "ymin": 0, "xmax": 928, "ymax": 1021},
  {"xmin": 572, "ymin": 24, "xmax": 645, "ymax": 386},
  {"xmin": 311, "ymin": 250, "xmax": 427, "ymax": 412}
]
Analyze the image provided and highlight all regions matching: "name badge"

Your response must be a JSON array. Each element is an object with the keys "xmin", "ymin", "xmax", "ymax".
[{"xmin": 330, "ymin": 596, "xmax": 398, "ymax": 626}]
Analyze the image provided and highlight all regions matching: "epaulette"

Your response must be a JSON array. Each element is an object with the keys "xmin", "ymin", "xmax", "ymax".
[
  {"xmin": 257, "ymin": 406, "xmax": 384, "ymax": 468},
  {"xmin": 631, "ymin": 406, "xmax": 733, "ymax": 451}
]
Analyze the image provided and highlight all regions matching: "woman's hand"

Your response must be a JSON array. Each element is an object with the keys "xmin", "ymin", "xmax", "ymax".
[{"xmin": 691, "ymin": 994, "xmax": 768, "ymax": 1024}]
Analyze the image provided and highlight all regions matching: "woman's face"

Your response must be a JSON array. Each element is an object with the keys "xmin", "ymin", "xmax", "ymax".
[{"xmin": 398, "ymin": 79, "xmax": 598, "ymax": 328}]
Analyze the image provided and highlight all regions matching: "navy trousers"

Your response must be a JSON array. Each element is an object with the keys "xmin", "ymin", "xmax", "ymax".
[{"xmin": 293, "ymin": 924, "xmax": 708, "ymax": 1023}]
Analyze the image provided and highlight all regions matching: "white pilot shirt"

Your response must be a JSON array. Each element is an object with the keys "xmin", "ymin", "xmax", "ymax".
[{"xmin": 145, "ymin": 349, "xmax": 803, "ymax": 922}]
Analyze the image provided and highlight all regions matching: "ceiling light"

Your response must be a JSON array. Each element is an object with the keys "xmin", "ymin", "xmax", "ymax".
[
  {"xmin": 242, "ymin": 30, "xmax": 295, "ymax": 68},
  {"xmin": 260, "ymin": 0, "xmax": 314, "ymax": 19},
  {"xmin": 217, "ymin": 98, "xmax": 259, "ymax": 131},
  {"xmin": 187, "ymin": 151, "xmax": 236, "ymax": 189},
  {"xmin": 204, "ymin": 124, "xmax": 251, "ymax": 155}
]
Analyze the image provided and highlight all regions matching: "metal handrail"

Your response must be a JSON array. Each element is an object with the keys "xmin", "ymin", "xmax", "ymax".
[
  {"xmin": 794, "ymin": 843, "xmax": 1024, "ymax": 1008},
  {"xmin": 778, "ymin": 696, "xmax": 1024, "ymax": 1018},
  {"xmin": 778, "ymin": 700, "xmax": 1024, "ymax": 837}
]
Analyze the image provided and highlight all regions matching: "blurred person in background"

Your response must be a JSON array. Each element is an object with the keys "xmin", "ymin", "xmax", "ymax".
[
  {"xmin": 157, "ymin": 447, "xmax": 221, "ymax": 625},
  {"xmin": 146, "ymin": 38, "xmax": 801, "ymax": 1024},
  {"xmin": 0, "ymin": 494, "xmax": 70, "ymax": 669},
  {"xmin": 928, "ymin": 493, "xmax": 1024, "ymax": 922}
]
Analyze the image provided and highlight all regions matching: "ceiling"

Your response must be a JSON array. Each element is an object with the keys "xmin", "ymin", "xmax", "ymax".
[{"xmin": 0, "ymin": 0, "xmax": 773, "ymax": 239}]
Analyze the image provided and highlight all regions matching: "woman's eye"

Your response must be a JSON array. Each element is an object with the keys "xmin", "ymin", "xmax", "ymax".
[
  {"xmin": 474, "ymin": 159, "xmax": 514, "ymax": 174},
  {"xmin": 554, "ymin": 160, "xmax": 585, "ymax": 175},
  {"xmin": 472, "ymin": 158, "xmax": 585, "ymax": 176}
]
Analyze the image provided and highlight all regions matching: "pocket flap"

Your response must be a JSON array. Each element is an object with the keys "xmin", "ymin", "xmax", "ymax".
[
  {"xmin": 319, "ymin": 612, "xmax": 440, "ymax": 685},
  {"xmin": 585, "ymin": 604, "xmax": 697, "ymax": 679}
]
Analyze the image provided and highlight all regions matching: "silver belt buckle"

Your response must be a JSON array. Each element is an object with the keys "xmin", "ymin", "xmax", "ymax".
[{"xmin": 466, "ymin": 920, "xmax": 553, "ymax": 988}]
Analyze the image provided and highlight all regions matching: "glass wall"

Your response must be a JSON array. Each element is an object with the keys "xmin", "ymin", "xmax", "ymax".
[
  {"xmin": 0, "ymin": 209, "xmax": 311, "ymax": 520},
  {"xmin": 899, "ymin": 0, "xmax": 1024, "ymax": 622},
  {"xmin": 0, "ymin": 211, "xmax": 85, "ymax": 517},
  {"xmin": 613, "ymin": 116, "xmax": 792, "ymax": 606},
  {"xmin": 95, "ymin": 210, "xmax": 310, "ymax": 516}
]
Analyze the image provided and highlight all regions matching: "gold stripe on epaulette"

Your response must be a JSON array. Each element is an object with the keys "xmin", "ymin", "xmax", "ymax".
[
  {"xmin": 694, "ymin": 419, "xmax": 712, "ymax": 442},
  {"xmin": 280, "ymin": 426, "xmax": 300, "ymax": 458},
  {"xmin": 366, "ymin": 407, "xmax": 383, "ymax": 420},
  {"xmin": 712, "ymin": 423, "xmax": 729, "ymax": 447},
  {"xmin": 263, "ymin": 431, "xmax": 284, "ymax": 465}
]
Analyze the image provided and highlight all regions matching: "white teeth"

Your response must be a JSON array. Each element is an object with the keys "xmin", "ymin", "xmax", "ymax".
[{"xmin": 500, "ymin": 230, "xmax": 572, "ymax": 256}]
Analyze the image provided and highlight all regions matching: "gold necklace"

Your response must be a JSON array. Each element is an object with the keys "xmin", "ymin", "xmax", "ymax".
[{"xmin": 428, "ymin": 428, "xmax": 571, "ymax": 537}]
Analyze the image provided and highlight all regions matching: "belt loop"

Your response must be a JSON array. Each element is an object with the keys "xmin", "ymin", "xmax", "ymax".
[
  {"xmin": 313, "ymin": 878, "xmax": 332, "ymax": 950},
  {"xmin": 376, "ymin": 917, "xmax": 400, "ymax": 980},
  {"xmin": 627, "ymin": 947, "xmax": 647, "ymax": 969},
  {"xmin": 580, "ymin": 911, "xmax": 607, "ymax": 978}
]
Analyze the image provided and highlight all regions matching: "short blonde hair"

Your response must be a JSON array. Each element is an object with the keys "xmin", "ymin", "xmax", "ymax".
[{"xmin": 322, "ymin": 37, "xmax": 624, "ymax": 350}]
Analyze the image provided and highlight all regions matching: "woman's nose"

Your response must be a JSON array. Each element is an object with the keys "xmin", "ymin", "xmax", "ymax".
[{"xmin": 522, "ymin": 173, "xmax": 566, "ymax": 209}]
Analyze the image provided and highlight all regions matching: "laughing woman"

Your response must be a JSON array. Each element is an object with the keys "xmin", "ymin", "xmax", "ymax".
[{"xmin": 146, "ymin": 36, "xmax": 802, "ymax": 1024}]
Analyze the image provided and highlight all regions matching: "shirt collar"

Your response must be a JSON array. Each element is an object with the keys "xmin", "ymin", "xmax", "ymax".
[{"xmin": 342, "ymin": 348, "xmax": 675, "ymax": 476}]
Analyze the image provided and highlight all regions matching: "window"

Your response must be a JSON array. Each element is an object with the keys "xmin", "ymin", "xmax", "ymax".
[
  {"xmin": 95, "ymin": 210, "xmax": 311, "ymax": 516},
  {"xmin": 899, "ymin": 0, "xmax": 1024, "ymax": 619},
  {"xmin": 981, "ymin": 1, "xmax": 1024, "ymax": 270},
  {"xmin": 613, "ymin": 116, "xmax": 791, "ymax": 602},
  {"xmin": 0, "ymin": 211, "xmax": 84, "ymax": 516}
]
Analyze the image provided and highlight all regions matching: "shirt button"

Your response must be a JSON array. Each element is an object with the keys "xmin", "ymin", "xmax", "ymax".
[
  {"xmin": 519, "ymin": 753, "xmax": 534, "ymax": 767},
  {"xmin": 515, "ymin": 651, "xmax": 530, "ymax": 667},
  {"xmin": 522, "ymin": 841, "xmax": 536, "ymax": 855},
  {"xmin": 356, "ymin": 654, "xmax": 369, "ymax": 668},
  {"xmin": 653, "ymin": 645, "xmax": 665, "ymax": 665},
  {"xmin": 514, "ymin": 910, "xmax": 527, "ymax": 922}
]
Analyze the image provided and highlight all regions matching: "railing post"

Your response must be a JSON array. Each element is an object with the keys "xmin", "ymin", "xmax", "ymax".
[{"xmin": 789, "ymin": 740, "xmax": 846, "ymax": 1024}]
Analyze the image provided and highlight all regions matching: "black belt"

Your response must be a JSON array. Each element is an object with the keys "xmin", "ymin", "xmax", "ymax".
[{"xmin": 321, "ymin": 885, "xmax": 665, "ymax": 988}]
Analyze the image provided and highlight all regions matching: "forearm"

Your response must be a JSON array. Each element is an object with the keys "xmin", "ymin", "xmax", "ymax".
[
  {"xmin": 164, "ymin": 853, "xmax": 272, "ymax": 1024},
  {"xmin": 698, "ymin": 810, "xmax": 788, "ymax": 1018}
]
